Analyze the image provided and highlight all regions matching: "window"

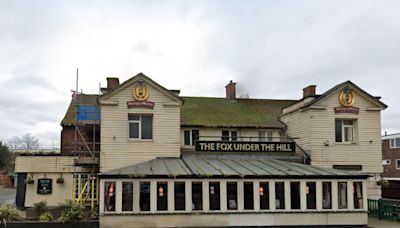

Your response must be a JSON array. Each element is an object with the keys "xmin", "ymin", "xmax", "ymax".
[
  {"xmin": 353, "ymin": 182, "xmax": 363, "ymax": 209},
  {"xmin": 157, "ymin": 182, "xmax": 168, "ymax": 211},
  {"xmin": 122, "ymin": 182, "xmax": 133, "ymax": 211},
  {"xmin": 338, "ymin": 182, "xmax": 348, "ymax": 209},
  {"xmin": 390, "ymin": 138, "xmax": 400, "ymax": 148},
  {"xmin": 259, "ymin": 130, "xmax": 273, "ymax": 142},
  {"xmin": 335, "ymin": 119, "xmax": 355, "ymax": 143},
  {"xmin": 128, "ymin": 114, "xmax": 153, "ymax": 139},
  {"xmin": 209, "ymin": 182, "xmax": 220, "ymax": 210},
  {"xmin": 244, "ymin": 182, "xmax": 254, "ymax": 210},
  {"xmin": 275, "ymin": 182, "xmax": 285, "ymax": 209},
  {"xmin": 221, "ymin": 130, "xmax": 237, "ymax": 141},
  {"xmin": 139, "ymin": 182, "xmax": 150, "ymax": 211},
  {"xmin": 227, "ymin": 182, "xmax": 237, "ymax": 210},
  {"xmin": 183, "ymin": 130, "xmax": 199, "ymax": 146},
  {"xmin": 322, "ymin": 182, "xmax": 332, "ymax": 209},
  {"xmin": 290, "ymin": 182, "xmax": 300, "ymax": 210},
  {"xmin": 397, "ymin": 160, "xmax": 400, "ymax": 169},
  {"xmin": 104, "ymin": 182, "xmax": 116, "ymax": 212},
  {"xmin": 74, "ymin": 173, "xmax": 96, "ymax": 201},
  {"xmin": 306, "ymin": 182, "xmax": 316, "ymax": 209},
  {"xmin": 174, "ymin": 182, "xmax": 185, "ymax": 211},
  {"xmin": 192, "ymin": 182, "xmax": 203, "ymax": 210},
  {"xmin": 259, "ymin": 182, "xmax": 269, "ymax": 210},
  {"xmin": 382, "ymin": 160, "xmax": 391, "ymax": 165}
]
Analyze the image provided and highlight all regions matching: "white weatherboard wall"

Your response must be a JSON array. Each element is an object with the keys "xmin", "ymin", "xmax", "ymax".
[
  {"xmin": 281, "ymin": 88, "xmax": 383, "ymax": 199},
  {"xmin": 100, "ymin": 80, "xmax": 181, "ymax": 172}
]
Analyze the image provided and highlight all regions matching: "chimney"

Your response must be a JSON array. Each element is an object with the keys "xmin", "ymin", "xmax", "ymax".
[
  {"xmin": 225, "ymin": 80, "xmax": 236, "ymax": 101},
  {"xmin": 107, "ymin": 77, "xmax": 120, "ymax": 90},
  {"xmin": 303, "ymin": 85, "xmax": 316, "ymax": 98}
]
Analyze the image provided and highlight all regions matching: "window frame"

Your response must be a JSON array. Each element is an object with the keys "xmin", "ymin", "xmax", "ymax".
[
  {"xmin": 396, "ymin": 159, "xmax": 400, "ymax": 170},
  {"xmin": 221, "ymin": 130, "xmax": 238, "ymax": 141},
  {"xmin": 128, "ymin": 114, "xmax": 153, "ymax": 140},
  {"xmin": 183, "ymin": 129, "xmax": 199, "ymax": 146},
  {"xmin": 390, "ymin": 138, "xmax": 400, "ymax": 149},
  {"xmin": 335, "ymin": 119, "xmax": 356, "ymax": 143}
]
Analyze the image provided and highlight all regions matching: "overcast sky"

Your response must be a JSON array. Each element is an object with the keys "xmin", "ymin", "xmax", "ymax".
[{"xmin": 1, "ymin": 0, "xmax": 399, "ymax": 146}]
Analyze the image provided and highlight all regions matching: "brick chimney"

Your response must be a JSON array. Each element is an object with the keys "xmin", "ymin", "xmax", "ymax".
[
  {"xmin": 225, "ymin": 80, "xmax": 236, "ymax": 101},
  {"xmin": 303, "ymin": 85, "xmax": 316, "ymax": 98},
  {"xmin": 107, "ymin": 77, "xmax": 120, "ymax": 90}
]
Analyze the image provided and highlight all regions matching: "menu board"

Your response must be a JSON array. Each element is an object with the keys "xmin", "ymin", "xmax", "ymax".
[{"xmin": 37, "ymin": 178, "xmax": 52, "ymax": 194}]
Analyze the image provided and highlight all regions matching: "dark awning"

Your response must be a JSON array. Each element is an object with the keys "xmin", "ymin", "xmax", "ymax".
[{"xmin": 98, "ymin": 156, "xmax": 369, "ymax": 179}]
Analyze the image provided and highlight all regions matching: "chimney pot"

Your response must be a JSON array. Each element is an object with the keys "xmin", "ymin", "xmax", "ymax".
[
  {"xmin": 107, "ymin": 77, "xmax": 120, "ymax": 90},
  {"xmin": 303, "ymin": 85, "xmax": 316, "ymax": 98},
  {"xmin": 225, "ymin": 80, "xmax": 236, "ymax": 101}
]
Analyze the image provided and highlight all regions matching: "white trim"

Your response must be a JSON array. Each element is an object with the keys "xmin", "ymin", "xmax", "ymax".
[{"xmin": 382, "ymin": 177, "xmax": 400, "ymax": 181}]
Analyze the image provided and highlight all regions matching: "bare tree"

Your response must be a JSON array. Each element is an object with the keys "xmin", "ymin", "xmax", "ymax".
[{"xmin": 7, "ymin": 133, "xmax": 40, "ymax": 150}]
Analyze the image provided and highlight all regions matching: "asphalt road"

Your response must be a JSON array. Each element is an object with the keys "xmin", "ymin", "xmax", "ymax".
[{"xmin": 0, "ymin": 186, "xmax": 16, "ymax": 206}]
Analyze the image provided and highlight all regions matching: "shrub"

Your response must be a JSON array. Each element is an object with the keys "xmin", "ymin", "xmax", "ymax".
[
  {"xmin": 0, "ymin": 205, "xmax": 22, "ymax": 227},
  {"xmin": 59, "ymin": 200, "xmax": 84, "ymax": 223},
  {"xmin": 33, "ymin": 201, "xmax": 47, "ymax": 217},
  {"xmin": 39, "ymin": 212, "xmax": 53, "ymax": 222}
]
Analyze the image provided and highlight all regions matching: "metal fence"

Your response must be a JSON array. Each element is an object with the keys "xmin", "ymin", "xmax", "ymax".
[{"xmin": 368, "ymin": 199, "xmax": 400, "ymax": 222}]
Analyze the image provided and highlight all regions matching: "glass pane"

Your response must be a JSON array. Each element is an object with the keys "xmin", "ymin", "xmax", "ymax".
[
  {"xmin": 266, "ymin": 131, "xmax": 273, "ymax": 142},
  {"xmin": 353, "ymin": 182, "xmax": 363, "ymax": 209},
  {"xmin": 259, "ymin": 131, "xmax": 266, "ymax": 142},
  {"xmin": 139, "ymin": 182, "xmax": 150, "ymax": 211},
  {"xmin": 209, "ymin": 182, "xmax": 220, "ymax": 210},
  {"xmin": 322, "ymin": 182, "xmax": 332, "ymax": 209},
  {"xmin": 244, "ymin": 182, "xmax": 254, "ymax": 210},
  {"xmin": 231, "ymin": 131, "xmax": 237, "ymax": 141},
  {"xmin": 259, "ymin": 182, "xmax": 269, "ymax": 210},
  {"xmin": 221, "ymin": 131, "xmax": 229, "ymax": 141},
  {"xmin": 141, "ymin": 115, "xmax": 153, "ymax": 139},
  {"xmin": 397, "ymin": 160, "xmax": 400, "ymax": 169},
  {"xmin": 343, "ymin": 120, "xmax": 353, "ymax": 125},
  {"xmin": 174, "ymin": 182, "xmax": 185, "ymax": 211},
  {"xmin": 290, "ymin": 182, "xmax": 300, "ymax": 209},
  {"xmin": 390, "ymin": 139, "xmax": 395, "ymax": 148},
  {"xmin": 335, "ymin": 120, "xmax": 342, "ymax": 142},
  {"xmin": 192, "ymin": 182, "xmax": 203, "ymax": 210},
  {"xmin": 306, "ymin": 182, "xmax": 316, "ymax": 209},
  {"xmin": 128, "ymin": 114, "xmax": 140, "ymax": 121},
  {"xmin": 157, "ymin": 182, "xmax": 168, "ymax": 211},
  {"xmin": 338, "ymin": 182, "xmax": 348, "ymax": 209},
  {"xmin": 129, "ymin": 122, "xmax": 139, "ymax": 138},
  {"xmin": 184, "ymin": 130, "xmax": 190, "ymax": 145},
  {"xmin": 192, "ymin": 130, "xmax": 199, "ymax": 145},
  {"xmin": 275, "ymin": 182, "xmax": 285, "ymax": 209},
  {"xmin": 396, "ymin": 138, "xmax": 400, "ymax": 148},
  {"xmin": 104, "ymin": 182, "xmax": 116, "ymax": 212},
  {"xmin": 344, "ymin": 126, "xmax": 353, "ymax": 142},
  {"xmin": 227, "ymin": 182, "xmax": 237, "ymax": 210},
  {"xmin": 122, "ymin": 182, "xmax": 133, "ymax": 211}
]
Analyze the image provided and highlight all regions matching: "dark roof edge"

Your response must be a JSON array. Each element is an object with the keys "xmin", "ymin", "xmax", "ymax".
[{"xmin": 98, "ymin": 174, "xmax": 370, "ymax": 179}]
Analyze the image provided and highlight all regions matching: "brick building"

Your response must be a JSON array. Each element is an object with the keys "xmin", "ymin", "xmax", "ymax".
[{"xmin": 381, "ymin": 133, "xmax": 400, "ymax": 199}]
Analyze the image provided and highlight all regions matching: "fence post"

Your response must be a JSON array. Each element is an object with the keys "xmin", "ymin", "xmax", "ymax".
[{"xmin": 378, "ymin": 199, "xmax": 382, "ymax": 220}]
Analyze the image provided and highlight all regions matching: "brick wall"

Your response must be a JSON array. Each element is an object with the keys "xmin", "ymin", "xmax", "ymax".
[{"xmin": 382, "ymin": 139, "xmax": 400, "ymax": 178}]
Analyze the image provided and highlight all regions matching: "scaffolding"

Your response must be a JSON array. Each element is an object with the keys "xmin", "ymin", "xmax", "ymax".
[{"xmin": 71, "ymin": 70, "xmax": 100, "ymax": 210}]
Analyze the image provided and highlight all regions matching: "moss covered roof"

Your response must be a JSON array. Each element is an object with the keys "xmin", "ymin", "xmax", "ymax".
[
  {"xmin": 181, "ymin": 97, "xmax": 297, "ymax": 128},
  {"xmin": 61, "ymin": 94, "xmax": 99, "ymax": 125}
]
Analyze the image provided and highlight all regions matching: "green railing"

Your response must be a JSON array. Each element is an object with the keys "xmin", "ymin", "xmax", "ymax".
[{"xmin": 368, "ymin": 199, "xmax": 400, "ymax": 222}]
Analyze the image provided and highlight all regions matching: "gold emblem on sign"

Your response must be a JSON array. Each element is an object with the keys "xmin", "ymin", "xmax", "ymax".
[
  {"xmin": 338, "ymin": 86, "xmax": 355, "ymax": 107},
  {"xmin": 133, "ymin": 83, "xmax": 149, "ymax": 101}
]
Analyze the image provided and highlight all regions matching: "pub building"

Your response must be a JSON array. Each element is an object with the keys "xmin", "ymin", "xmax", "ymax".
[{"xmin": 15, "ymin": 73, "xmax": 386, "ymax": 228}]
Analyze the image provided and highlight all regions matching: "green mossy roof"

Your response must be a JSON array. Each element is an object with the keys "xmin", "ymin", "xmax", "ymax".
[
  {"xmin": 61, "ymin": 94, "xmax": 99, "ymax": 125},
  {"xmin": 181, "ymin": 97, "xmax": 297, "ymax": 128}
]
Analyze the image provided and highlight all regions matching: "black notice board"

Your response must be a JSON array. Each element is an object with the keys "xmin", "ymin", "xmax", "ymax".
[{"xmin": 37, "ymin": 178, "xmax": 52, "ymax": 194}]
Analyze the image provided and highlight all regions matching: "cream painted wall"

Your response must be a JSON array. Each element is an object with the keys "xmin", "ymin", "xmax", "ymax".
[
  {"xmin": 24, "ymin": 173, "xmax": 73, "ymax": 207},
  {"xmin": 281, "ymin": 87, "xmax": 384, "ymax": 199},
  {"xmin": 100, "ymin": 80, "xmax": 181, "ymax": 172}
]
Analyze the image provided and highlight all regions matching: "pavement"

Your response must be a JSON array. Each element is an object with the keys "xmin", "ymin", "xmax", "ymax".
[
  {"xmin": 0, "ymin": 186, "xmax": 16, "ymax": 206},
  {"xmin": 368, "ymin": 217, "xmax": 400, "ymax": 228}
]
